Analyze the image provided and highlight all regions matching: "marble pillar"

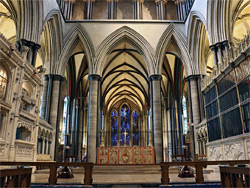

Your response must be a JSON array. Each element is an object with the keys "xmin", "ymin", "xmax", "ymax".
[
  {"xmin": 186, "ymin": 75, "xmax": 201, "ymax": 155},
  {"xmin": 216, "ymin": 42, "xmax": 223, "ymax": 65},
  {"xmin": 49, "ymin": 76, "xmax": 63, "ymax": 126},
  {"xmin": 49, "ymin": 75, "xmax": 64, "ymax": 160},
  {"xmin": 189, "ymin": 77, "xmax": 201, "ymax": 125},
  {"xmin": 150, "ymin": 75, "xmax": 163, "ymax": 163},
  {"xmin": 133, "ymin": 0, "xmax": 143, "ymax": 19},
  {"xmin": 40, "ymin": 75, "xmax": 49, "ymax": 119},
  {"xmin": 155, "ymin": 0, "xmax": 165, "ymax": 20},
  {"xmin": 84, "ymin": 0, "xmax": 95, "ymax": 19},
  {"xmin": 87, "ymin": 74, "xmax": 101, "ymax": 163},
  {"xmin": 107, "ymin": 0, "xmax": 118, "ymax": 19},
  {"xmin": 210, "ymin": 44, "xmax": 218, "ymax": 68}
]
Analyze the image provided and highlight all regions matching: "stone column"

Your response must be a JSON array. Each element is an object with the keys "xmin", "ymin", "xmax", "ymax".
[
  {"xmin": 150, "ymin": 75, "xmax": 163, "ymax": 163},
  {"xmin": 87, "ymin": 74, "xmax": 101, "ymax": 163},
  {"xmin": 166, "ymin": 108, "xmax": 172, "ymax": 161},
  {"xmin": 155, "ymin": 0, "xmax": 166, "ymax": 20},
  {"xmin": 209, "ymin": 44, "xmax": 218, "ymax": 68},
  {"xmin": 40, "ymin": 75, "xmax": 49, "ymax": 119},
  {"xmin": 84, "ymin": 0, "xmax": 95, "ymax": 19},
  {"xmin": 188, "ymin": 76, "xmax": 201, "ymax": 125},
  {"xmin": 15, "ymin": 39, "xmax": 40, "ymax": 67},
  {"xmin": 216, "ymin": 42, "xmax": 223, "ymax": 65},
  {"xmin": 133, "ymin": 0, "xmax": 143, "ymax": 19},
  {"xmin": 49, "ymin": 75, "xmax": 63, "ymax": 126},
  {"xmin": 49, "ymin": 75, "xmax": 64, "ymax": 160},
  {"xmin": 107, "ymin": 0, "xmax": 118, "ymax": 19},
  {"xmin": 222, "ymin": 40, "xmax": 229, "ymax": 57},
  {"xmin": 186, "ymin": 75, "xmax": 201, "ymax": 155}
]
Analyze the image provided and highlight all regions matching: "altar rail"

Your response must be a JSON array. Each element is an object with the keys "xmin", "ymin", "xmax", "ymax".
[
  {"xmin": 0, "ymin": 168, "xmax": 32, "ymax": 188},
  {"xmin": 160, "ymin": 160, "xmax": 250, "ymax": 185},
  {"xmin": 220, "ymin": 166, "xmax": 250, "ymax": 188},
  {"xmin": 0, "ymin": 162, "xmax": 94, "ymax": 185}
]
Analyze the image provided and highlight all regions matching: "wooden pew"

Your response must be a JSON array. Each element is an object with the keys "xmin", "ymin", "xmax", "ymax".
[
  {"xmin": 160, "ymin": 160, "xmax": 250, "ymax": 185},
  {"xmin": 0, "ymin": 168, "xmax": 32, "ymax": 188},
  {"xmin": 171, "ymin": 154, "xmax": 185, "ymax": 162},
  {"xmin": 220, "ymin": 166, "xmax": 250, "ymax": 188},
  {"xmin": 0, "ymin": 162, "xmax": 94, "ymax": 186},
  {"xmin": 194, "ymin": 154, "xmax": 207, "ymax": 162}
]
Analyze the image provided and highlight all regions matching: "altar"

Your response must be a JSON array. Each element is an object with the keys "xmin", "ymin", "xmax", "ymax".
[{"xmin": 97, "ymin": 147, "xmax": 155, "ymax": 164}]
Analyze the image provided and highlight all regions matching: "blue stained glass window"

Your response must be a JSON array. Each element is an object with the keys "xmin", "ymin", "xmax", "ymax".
[
  {"xmin": 111, "ymin": 110, "xmax": 118, "ymax": 146},
  {"xmin": 132, "ymin": 110, "xmax": 139, "ymax": 145},
  {"xmin": 120, "ymin": 104, "xmax": 130, "ymax": 146}
]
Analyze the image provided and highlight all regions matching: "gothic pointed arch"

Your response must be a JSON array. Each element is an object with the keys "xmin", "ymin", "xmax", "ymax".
[
  {"xmin": 0, "ymin": 0, "xmax": 17, "ymax": 42},
  {"xmin": 187, "ymin": 11, "xmax": 213, "ymax": 75},
  {"xmin": 230, "ymin": 0, "xmax": 250, "ymax": 43},
  {"xmin": 156, "ymin": 23, "xmax": 193, "ymax": 76},
  {"xmin": 57, "ymin": 24, "xmax": 95, "ymax": 75},
  {"xmin": 39, "ymin": 9, "xmax": 63, "ymax": 73},
  {"xmin": 95, "ymin": 26, "xmax": 155, "ymax": 76}
]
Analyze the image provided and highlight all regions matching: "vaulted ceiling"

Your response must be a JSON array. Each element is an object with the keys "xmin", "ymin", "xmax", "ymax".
[{"xmin": 102, "ymin": 42, "xmax": 149, "ymax": 114}]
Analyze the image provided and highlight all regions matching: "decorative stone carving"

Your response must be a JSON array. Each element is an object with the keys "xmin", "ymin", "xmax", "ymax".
[
  {"xmin": 17, "ymin": 122, "xmax": 33, "ymax": 132},
  {"xmin": 208, "ymin": 146, "xmax": 222, "ymax": 161},
  {"xmin": 0, "ymin": 144, "xmax": 5, "ymax": 156},
  {"xmin": 16, "ymin": 145, "xmax": 33, "ymax": 157},
  {"xmin": 246, "ymin": 140, "xmax": 250, "ymax": 159},
  {"xmin": 36, "ymin": 154, "xmax": 51, "ymax": 161},
  {"xmin": 224, "ymin": 142, "xmax": 244, "ymax": 160}
]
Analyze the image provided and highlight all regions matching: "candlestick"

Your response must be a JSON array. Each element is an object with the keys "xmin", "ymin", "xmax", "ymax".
[
  {"xmin": 148, "ymin": 129, "xmax": 152, "ymax": 147},
  {"xmin": 100, "ymin": 129, "xmax": 105, "ymax": 147}
]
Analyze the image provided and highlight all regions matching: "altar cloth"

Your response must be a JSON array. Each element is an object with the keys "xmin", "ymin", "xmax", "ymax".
[{"xmin": 97, "ymin": 147, "xmax": 155, "ymax": 164}]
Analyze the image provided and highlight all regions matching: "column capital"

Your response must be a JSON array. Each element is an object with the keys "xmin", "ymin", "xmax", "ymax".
[
  {"xmin": 155, "ymin": 0, "xmax": 166, "ymax": 4},
  {"xmin": 132, "ymin": 0, "xmax": 144, "ymax": 2},
  {"xmin": 149, "ymin": 74, "xmax": 162, "ymax": 81},
  {"xmin": 88, "ymin": 74, "xmax": 102, "ymax": 81},
  {"xmin": 44, "ymin": 74, "xmax": 49, "ymax": 81},
  {"xmin": 83, "ymin": 0, "xmax": 95, "ymax": 3},
  {"xmin": 209, "ymin": 44, "xmax": 217, "ymax": 51},
  {"xmin": 53, "ymin": 74, "xmax": 65, "ymax": 81},
  {"xmin": 44, "ymin": 74, "xmax": 65, "ymax": 81},
  {"xmin": 185, "ymin": 74, "xmax": 201, "ymax": 81},
  {"xmin": 222, "ymin": 40, "xmax": 229, "ymax": 47},
  {"xmin": 215, "ymin": 42, "xmax": 223, "ymax": 49},
  {"xmin": 16, "ymin": 39, "xmax": 41, "ymax": 50},
  {"xmin": 174, "ymin": 0, "xmax": 180, "ymax": 5}
]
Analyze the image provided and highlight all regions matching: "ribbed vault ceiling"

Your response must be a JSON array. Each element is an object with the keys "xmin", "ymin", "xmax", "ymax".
[{"xmin": 102, "ymin": 42, "xmax": 149, "ymax": 113}]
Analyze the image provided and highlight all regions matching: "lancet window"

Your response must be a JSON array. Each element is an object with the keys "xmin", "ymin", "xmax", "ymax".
[
  {"xmin": 111, "ymin": 110, "xmax": 118, "ymax": 146},
  {"xmin": 120, "ymin": 104, "xmax": 130, "ymax": 146},
  {"xmin": 132, "ymin": 110, "xmax": 139, "ymax": 146},
  {"xmin": 110, "ymin": 104, "xmax": 141, "ymax": 147}
]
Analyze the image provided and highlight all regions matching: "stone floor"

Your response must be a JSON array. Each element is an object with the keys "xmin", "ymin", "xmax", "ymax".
[{"xmin": 31, "ymin": 165, "xmax": 221, "ymax": 185}]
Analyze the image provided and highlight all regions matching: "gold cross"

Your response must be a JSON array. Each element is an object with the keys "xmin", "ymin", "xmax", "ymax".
[{"xmin": 123, "ymin": 130, "xmax": 128, "ymax": 147}]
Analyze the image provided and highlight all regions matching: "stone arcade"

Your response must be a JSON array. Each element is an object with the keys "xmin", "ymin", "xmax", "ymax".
[{"xmin": 0, "ymin": 0, "xmax": 250, "ymax": 186}]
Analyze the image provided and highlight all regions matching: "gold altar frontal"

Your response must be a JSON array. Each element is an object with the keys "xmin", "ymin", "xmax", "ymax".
[{"xmin": 97, "ymin": 147, "xmax": 155, "ymax": 164}]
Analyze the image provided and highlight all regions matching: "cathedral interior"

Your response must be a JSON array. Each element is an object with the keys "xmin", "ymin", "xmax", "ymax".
[{"xmin": 0, "ymin": 0, "xmax": 250, "ymax": 186}]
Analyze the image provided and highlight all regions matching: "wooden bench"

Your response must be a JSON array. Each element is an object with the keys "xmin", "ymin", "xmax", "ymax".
[
  {"xmin": 0, "ymin": 162, "xmax": 94, "ymax": 185},
  {"xmin": 194, "ymin": 154, "xmax": 207, "ymax": 162},
  {"xmin": 0, "ymin": 168, "xmax": 32, "ymax": 188},
  {"xmin": 220, "ymin": 166, "xmax": 250, "ymax": 188},
  {"xmin": 160, "ymin": 160, "xmax": 250, "ymax": 185},
  {"xmin": 171, "ymin": 154, "xmax": 185, "ymax": 162}
]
